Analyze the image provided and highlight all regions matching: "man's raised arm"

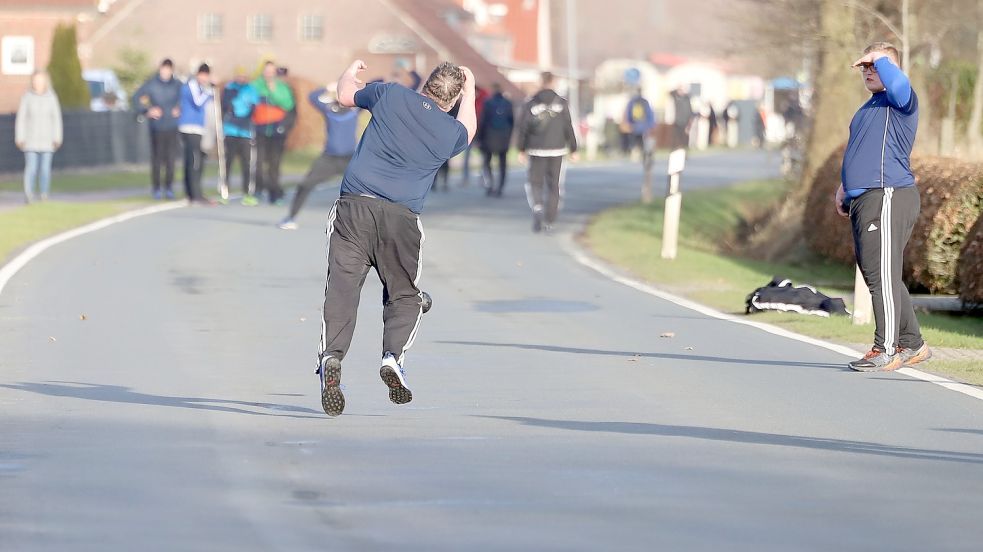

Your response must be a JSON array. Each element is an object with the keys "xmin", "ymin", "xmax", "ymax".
[
  {"xmin": 337, "ymin": 60, "xmax": 368, "ymax": 108},
  {"xmin": 456, "ymin": 66, "xmax": 477, "ymax": 143}
]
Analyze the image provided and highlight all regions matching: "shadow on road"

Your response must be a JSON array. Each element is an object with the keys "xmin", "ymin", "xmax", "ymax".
[
  {"xmin": 439, "ymin": 340, "xmax": 851, "ymax": 370},
  {"xmin": 0, "ymin": 381, "xmax": 323, "ymax": 419},
  {"xmin": 482, "ymin": 416, "xmax": 983, "ymax": 465}
]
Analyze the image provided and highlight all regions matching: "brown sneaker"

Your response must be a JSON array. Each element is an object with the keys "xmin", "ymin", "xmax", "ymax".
[{"xmin": 897, "ymin": 343, "xmax": 932, "ymax": 367}]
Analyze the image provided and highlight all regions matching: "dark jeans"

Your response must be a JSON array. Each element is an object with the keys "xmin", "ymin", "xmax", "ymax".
[
  {"xmin": 850, "ymin": 186, "xmax": 923, "ymax": 352},
  {"xmin": 256, "ymin": 134, "xmax": 286, "ymax": 202},
  {"xmin": 482, "ymin": 149, "xmax": 508, "ymax": 195},
  {"xmin": 318, "ymin": 195, "xmax": 425, "ymax": 367},
  {"xmin": 225, "ymin": 136, "xmax": 252, "ymax": 195},
  {"xmin": 525, "ymin": 155, "xmax": 564, "ymax": 224},
  {"xmin": 287, "ymin": 154, "xmax": 351, "ymax": 219},
  {"xmin": 150, "ymin": 129, "xmax": 178, "ymax": 193},
  {"xmin": 180, "ymin": 132, "xmax": 205, "ymax": 201}
]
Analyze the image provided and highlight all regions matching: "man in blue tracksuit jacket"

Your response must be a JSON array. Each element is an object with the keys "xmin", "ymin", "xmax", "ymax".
[
  {"xmin": 177, "ymin": 63, "xmax": 214, "ymax": 202},
  {"xmin": 834, "ymin": 42, "xmax": 930, "ymax": 371},
  {"xmin": 277, "ymin": 85, "xmax": 359, "ymax": 229}
]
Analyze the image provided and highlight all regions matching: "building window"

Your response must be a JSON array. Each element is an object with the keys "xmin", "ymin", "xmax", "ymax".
[
  {"xmin": 248, "ymin": 14, "xmax": 273, "ymax": 42},
  {"xmin": 199, "ymin": 14, "xmax": 223, "ymax": 41},
  {"xmin": 299, "ymin": 15, "xmax": 323, "ymax": 42}
]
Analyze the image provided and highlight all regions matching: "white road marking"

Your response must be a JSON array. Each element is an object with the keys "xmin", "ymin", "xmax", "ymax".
[
  {"xmin": 0, "ymin": 202, "xmax": 186, "ymax": 298},
  {"xmin": 563, "ymin": 237, "xmax": 983, "ymax": 403}
]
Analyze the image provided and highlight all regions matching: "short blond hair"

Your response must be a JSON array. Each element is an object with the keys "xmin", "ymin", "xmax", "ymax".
[{"xmin": 864, "ymin": 42, "xmax": 900, "ymax": 65}]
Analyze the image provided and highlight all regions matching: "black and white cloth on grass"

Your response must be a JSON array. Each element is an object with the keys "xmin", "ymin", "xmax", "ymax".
[{"xmin": 745, "ymin": 276, "xmax": 849, "ymax": 317}]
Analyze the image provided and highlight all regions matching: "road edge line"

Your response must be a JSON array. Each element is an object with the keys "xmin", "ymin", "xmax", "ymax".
[
  {"xmin": 0, "ymin": 201, "xmax": 186, "ymax": 298},
  {"xmin": 562, "ymin": 236, "xmax": 983, "ymax": 403}
]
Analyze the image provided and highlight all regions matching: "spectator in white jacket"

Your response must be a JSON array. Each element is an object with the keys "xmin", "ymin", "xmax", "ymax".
[{"xmin": 15, "ymin": 71, "xmax": 62, "ymax": 203}]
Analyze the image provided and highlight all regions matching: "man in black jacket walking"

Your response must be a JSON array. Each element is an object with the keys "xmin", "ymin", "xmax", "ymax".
[
  {"xmin": 477, "ymin": 83, "xmax": 514, "ymax": 197},
  {"xmin": 517, "ymin": 72, "xmax": 578, "ymax": 232}
]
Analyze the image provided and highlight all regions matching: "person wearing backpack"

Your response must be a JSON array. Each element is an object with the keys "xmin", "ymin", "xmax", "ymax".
[
  {"xmin": 222, "ymin": 67, "xmax": 258, "ymax": 204},
  {"xmin": 251, "ymin": 61, "xmax": 295, "ymax": 204},
  {"xmin": 477, "ymin": 82, "xmax": 514, "ymax": 197}
]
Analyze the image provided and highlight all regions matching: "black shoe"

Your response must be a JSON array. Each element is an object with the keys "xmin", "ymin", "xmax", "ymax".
[
  {"xmin": 532, "ymin": 211, "xmax": 543, "ymax": 233},
  {"xmin": 380, "ymin": 354, "xmax": 412, "ymax": 405},
  {"xmin": 317, "ymin": 357, "xmax": 345, "ymax": 416},
  {"xmin": 420, "ymin": 291, "xmax": 433, "ymax": 314}
]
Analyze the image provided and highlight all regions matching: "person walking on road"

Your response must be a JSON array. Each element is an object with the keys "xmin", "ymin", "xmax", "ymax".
[
  {"xmin": 517, "ymin": 72, "xmax": 578, "ymax": 233},
  {"xmin": 278, "ymin": 84, "xmax": 359, "ymax": 230},
  {"xmin": 477, "ymin": 82, "xmax": 514, "ymax": 197},
  {"xmin": 222, "ymin": 66, "xmax": 258, "ymax": 204},
  {"xmin": 252, "ymin": 61, "xmax": 295, "ymax": 204},
  {"xmin": 316, "ymin": 60, "xmax": 475, "ymax": 417},
  {"xmin": 133, "ymin": 59, "xmax": 182, "ymax": 199},
  {"xmin": 177, "ymin": 63, "xmax": 214, "ymax": 203},
  {"xmin": 834, "ymin": 42, "xmax": 930, "ymax": 372},
  {"xmin": 15, "ymin": 71, "xmax": 62, "ymax": 204}
]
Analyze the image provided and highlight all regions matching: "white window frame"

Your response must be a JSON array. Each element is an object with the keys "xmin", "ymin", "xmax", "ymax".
[
  {"xmin": 198, "ymin": 13, "xmax": 223, "ymax": 42},
  {"xmin": 298, "ymin": 14, "xmax": 324, "ymax": 42},
  {"xmin": 247, "ymin": 14, "xmax": 273, "ymax": 43}
]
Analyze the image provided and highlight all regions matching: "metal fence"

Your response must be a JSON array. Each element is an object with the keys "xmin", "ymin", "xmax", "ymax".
[{"xmin": 0, "ymin": 110, "xmax": 151, "ymax": 173}]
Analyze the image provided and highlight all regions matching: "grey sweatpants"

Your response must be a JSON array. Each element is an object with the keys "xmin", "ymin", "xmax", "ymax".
[
  {"xmin": 850, "ymin": 186, "xmax": 923, "ymax": 352},
  {"xmin": 318, "ymin": 195, "xmax": 426, "ymax": 367}
]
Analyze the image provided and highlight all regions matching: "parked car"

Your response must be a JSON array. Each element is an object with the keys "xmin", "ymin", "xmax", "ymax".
[{"xmin": 83, "ymin": 69, "xmax": 128, "ymax": 112}]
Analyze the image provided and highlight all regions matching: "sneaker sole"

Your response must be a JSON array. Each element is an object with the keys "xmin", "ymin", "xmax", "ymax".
[
  {"xmin": 848, "ymin": 357, "xmax": 903, "ymax": 372},
  {"xmin": 320, "ymin": 359, "xmax": 345, "ymax": 417},
  {"xmin": 380, "ymin": 365, "xmax": 412, "ymax": 405},
  {"xmin": 902, "ymin": 348, "xmax": 932, "ymax": 367}
]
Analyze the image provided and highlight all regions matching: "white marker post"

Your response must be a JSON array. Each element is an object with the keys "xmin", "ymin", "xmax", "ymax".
[
  {"xmin": 661, "ymin": 148, "xmax": 686, "ymax": 259},
  {"xmin": 212, "ymin": 87, "xmax": 229, "ymax": 202},
  {"xmin": 852, "ymin": 265, "xmax": 873, "ymax": 325}
]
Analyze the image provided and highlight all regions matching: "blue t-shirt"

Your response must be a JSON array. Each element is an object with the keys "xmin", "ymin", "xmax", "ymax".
[
  {"xmin": 341, "ymin": 82, "xmax": 469, "ymax": 213},
  {"xmin": 308, "ymin": 88, "xmax": 358, "ymax": 156}
]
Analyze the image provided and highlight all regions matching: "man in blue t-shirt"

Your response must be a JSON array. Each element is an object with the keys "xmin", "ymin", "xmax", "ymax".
[
  {"xmin": 833, "ymin": 42, "xmax": 930, "ymax": 372},
  {"xmin": 278, "ymin": 84, "xmax": 359, "ymax": 229},
  {"xmin": 314, "ymin": 60, "xmax": 476, "ymax": 417}
]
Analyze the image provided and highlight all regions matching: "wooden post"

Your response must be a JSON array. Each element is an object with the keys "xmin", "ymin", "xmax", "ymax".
[
  {"xmin": 641, "ymin": 135, "xmax": 655, "ymax": 203},
  {"xmin": 852, "ymin": 265, "xmax": 873, "ymax": 325},
  {"xmin": 212, "ymin": 86, "xmax": 228, "ymax": 201},
  {"xmin": 661, "ymin": 148, "xmax": 686, "ymax": 260}
]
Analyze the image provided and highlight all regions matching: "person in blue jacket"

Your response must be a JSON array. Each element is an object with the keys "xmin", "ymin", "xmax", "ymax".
[
  {"xmin": 834, "ymin": 42, "xmax": 930, "ymax": 372},
  {"xmin": 177, "ymin": 63, "xmax": 214, "ymax": 202},
  {"xmin": 132, "ymin": 59, "xmax": 182, "ymax": 199},
  {"xmin": 222, "ymin": 67, "xmax": 258, "ymax": 204},
  {"xmin": 278, "ymin": 84, "xmax": 359, "ymax": 229}
]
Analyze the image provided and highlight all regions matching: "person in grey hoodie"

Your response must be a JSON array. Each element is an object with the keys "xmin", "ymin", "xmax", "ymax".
[
  {"xmin": 132, "ymin": 59, "xmax": 183, "ymax": 199},
  {"xmin": 15, "ymin": 71, "xmax": 62, "ymax": 203}
]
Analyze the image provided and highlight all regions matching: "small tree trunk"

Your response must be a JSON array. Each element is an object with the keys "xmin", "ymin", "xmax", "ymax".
[{"xmin": 968, "ymin": 1, "xmax": 983, "ymax": 156}]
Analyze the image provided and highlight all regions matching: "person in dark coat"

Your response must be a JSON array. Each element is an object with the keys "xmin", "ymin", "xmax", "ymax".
[
  {"xmin": 477, "ymin": 83, "xmax": 514, "ymax": 196},
  {"xmin": 132, "ymin": 59, "xmax": 183, "ymax": 199}
]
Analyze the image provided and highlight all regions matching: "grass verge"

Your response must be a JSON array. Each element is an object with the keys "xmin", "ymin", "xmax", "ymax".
[
  {"xmin": 583, "ymin": 179, "xmax": 983, "ymax": 385},
  {"xmin": 0, "ymin": 199, "xmax": 153, "ymax": 263}
]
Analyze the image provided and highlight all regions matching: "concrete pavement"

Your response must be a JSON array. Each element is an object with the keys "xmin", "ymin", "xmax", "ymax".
[{"xmin": 1, "ymin": 151, "xmax": 981, "ymax": 551}]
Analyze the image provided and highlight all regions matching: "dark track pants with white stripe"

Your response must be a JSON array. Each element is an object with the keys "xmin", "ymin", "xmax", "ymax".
[
  {"xmin": 850, "ymin": 186, "xmax": 924, "ymax": 353},
  {"xmin": 318, "ymin": 195, "xmax": 426, "ymax": 367},
  {"xmin": 525, "ymin": 155, "xmax": 564, "ymax": 224}
]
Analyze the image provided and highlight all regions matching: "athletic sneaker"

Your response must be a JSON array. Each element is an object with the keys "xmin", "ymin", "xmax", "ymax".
[
  {"xmin": 848, "ymin": 348, "xmax": 902, "ymax": 372},
  {"xmin": 165, "ymin": 190, "xmax": 176, "ymax": 200},
  {"xmin": 153, "ymin": 190, "xmax": 163, "ymax": 200},
  {"xmin": 278, "ymin": 219, "xmax": 298, "ymax": 230},
  {"xmin": 317, "ymin": 356, "xmax": 345, "ymax": 416},
  {"xmin": 380, "ymin": 353, "xmax": 412, "ymax": 405},
  {"xmin": 532, "ymin": 210, "xmax": 543, "ymax": 233},
  {"xmin": 897, "ymin": 343, "xmax": 932, "ymax": 367},
  {"xmin": 241, "ymin": 195, "xmax": 259, "ymax": 206}
]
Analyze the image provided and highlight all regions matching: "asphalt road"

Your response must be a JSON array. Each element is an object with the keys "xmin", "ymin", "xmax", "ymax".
[{"xmin": 2, "ymin": 151, "xmax": 981, "ymax": 551}]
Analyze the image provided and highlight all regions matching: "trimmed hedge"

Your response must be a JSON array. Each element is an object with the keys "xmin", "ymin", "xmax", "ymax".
[
  {"xmin": 958, "ymin": 216, "xmax": 983, "ymax": 304},
  {"xmin": 804, "ymin": 147, "xmax": 983, "ymax": 294}
]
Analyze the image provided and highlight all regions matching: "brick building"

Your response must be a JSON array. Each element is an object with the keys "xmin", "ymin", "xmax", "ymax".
[{"xmin": 0, "ymin": 0, "xmax": 101, "ymax": 112}]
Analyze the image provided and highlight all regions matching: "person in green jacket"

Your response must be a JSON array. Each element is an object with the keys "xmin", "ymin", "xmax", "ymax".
[{"xmin": 250, "ymin": 61, "xmax": 296, "ymax": 204}]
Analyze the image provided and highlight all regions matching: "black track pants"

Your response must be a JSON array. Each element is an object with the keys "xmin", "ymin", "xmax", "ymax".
[
  {"xmin": 287, "ymin": 154, "xmax": 350, "ymax": 219},
  {"xmin": 525, "ymin": 155, "xmax": 564, "ymax": 224},
  {"xmin": 850, "ymin": 186, "xmax": 923, "ymax": 352},
  {"xmin": 224, "ymin": 136, "xmax": 252, "ymax": 195},
  {"xmin": 318, "ymin": 195, "xmax": 425, "ymax": 367}
]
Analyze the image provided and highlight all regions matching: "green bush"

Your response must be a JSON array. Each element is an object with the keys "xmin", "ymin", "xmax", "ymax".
[{"xmin": 47, "ymin": 23, "xmax": 90, "ymax": 110}]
